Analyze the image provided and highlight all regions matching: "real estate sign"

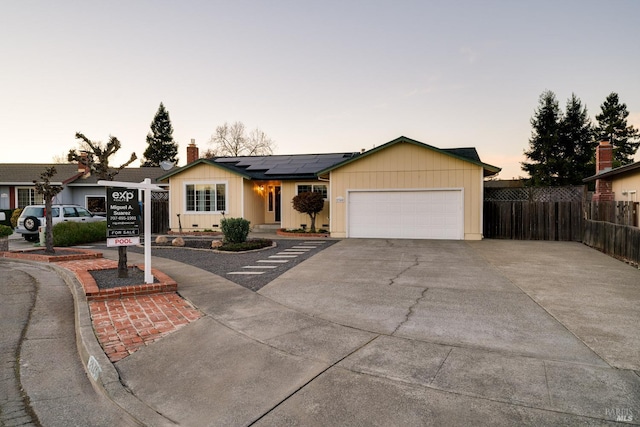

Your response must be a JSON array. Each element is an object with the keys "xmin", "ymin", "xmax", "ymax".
[{"xmin": 106, "ymin": 187, "xmax": 141, "ymax": 246}]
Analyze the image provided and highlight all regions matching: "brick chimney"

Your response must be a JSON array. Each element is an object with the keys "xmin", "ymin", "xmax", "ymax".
[
  {"xmin": 592, "ymin": 139, "xmax": 614, "ymax": 202},
  {"xmin": 78, "ymin": 152, "xmax": 90, "ymax": 175},
  {"xmin": 186, "ymin": 139, "xmax": 199, "ymax": 164}
]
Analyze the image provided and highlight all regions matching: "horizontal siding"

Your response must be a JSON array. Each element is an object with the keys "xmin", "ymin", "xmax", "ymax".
[
  {"xmin": 611, "ymin": 175, "xmax": 640, "ymax": 202},
  {"xmin": 167, "ymin": 163, "xmax": 244, "ymax": 232},
  {"xmin": 329, "ymin": 142, "xmax": 484, "ymax": 239}
]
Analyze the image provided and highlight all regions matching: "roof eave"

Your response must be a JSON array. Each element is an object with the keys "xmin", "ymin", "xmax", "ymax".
[
  {"xmin": 583, "ymin": 161, "xmax": 640, "ymax": 183},
  {"xmin": 157, "ymin": 158, "xmax": 252, "ymax": 181},
  {"xmin": 317, "ymin": 136, "xmax": 501, "ymax": 175}
]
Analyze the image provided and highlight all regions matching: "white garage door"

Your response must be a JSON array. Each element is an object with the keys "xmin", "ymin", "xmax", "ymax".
[{"xmin": 348, "ymin": 190, "xmax": 463, "ymax": 239}]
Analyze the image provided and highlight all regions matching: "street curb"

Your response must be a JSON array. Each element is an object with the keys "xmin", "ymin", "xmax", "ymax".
[{"xmin": 50, "ymin": 263, "xmax": 178, "ymax": 426}]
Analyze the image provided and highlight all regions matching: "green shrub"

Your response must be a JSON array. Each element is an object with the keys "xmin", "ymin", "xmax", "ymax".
[
  {"xmin": 0, "ymin": 224, "xmax": 13, "ymax": 237},
  {"xmin": 220, "ymin": 217, "xmax": 250, "ymax": 244},
  {"xmin": 52, "ymin": 221, "xmax": 107, "ymax": 246},
  {"xmin": 11, "ymin": 209, "xmax": 22, "ymax": 228}
]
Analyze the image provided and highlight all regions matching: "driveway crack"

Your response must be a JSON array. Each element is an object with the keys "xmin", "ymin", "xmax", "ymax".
[
  {"xmin": 388, "ymin": 254, "xmax": 419, "ymax": 286},
  {"xmin": 391, "ymin": 287, "xmax": 429, "ymax": 335}
]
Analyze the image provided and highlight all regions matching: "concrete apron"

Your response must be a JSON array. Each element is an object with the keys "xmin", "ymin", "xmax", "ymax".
[{"xmin": 115, "ymin": 240, "xmax": 639, "ymax": 425}]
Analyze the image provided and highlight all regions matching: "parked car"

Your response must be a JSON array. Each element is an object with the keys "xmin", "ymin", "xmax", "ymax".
[{"xmin": 15, "ymin": 204, "xmax": 106, "ymax": 242}]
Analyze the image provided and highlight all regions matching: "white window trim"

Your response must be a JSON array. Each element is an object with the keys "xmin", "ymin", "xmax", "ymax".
[
  {"xmin": 16, "ymin": 187, "xmax": 43, "ymax": 208},
  {"xmin": 184, "ymin": 181, "xmax": 228, "ymax": 214},
  {"xmin": 295, "ymin": 182, "xmax": 329, "ymax": 200}
]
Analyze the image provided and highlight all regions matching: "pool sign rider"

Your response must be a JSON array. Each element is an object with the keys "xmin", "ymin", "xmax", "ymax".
[{"xmin": 107, "ymin": 187, "xmax": 141, "ymax": 247}]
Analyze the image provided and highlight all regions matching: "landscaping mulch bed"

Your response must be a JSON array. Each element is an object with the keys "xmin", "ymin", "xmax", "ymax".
[
  {"xmin": 153, "ymin": 239, "xmax": 216, "ymax": 249},
  {"xmin": 90, "ymin": 267, "xmax": 159, "ymax": 290},
  {"xmin": 153, "ymin": 238, "xmax": 274, "ymax": 252}
]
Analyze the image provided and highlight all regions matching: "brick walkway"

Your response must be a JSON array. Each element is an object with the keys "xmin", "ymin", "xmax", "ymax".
[
  {"xmin": 58, "ymin": 258, "xmax": 202, "ymax": 363},
  {"xmin": 89, "ymin": 294, "xmax": 202, "ymax": 362}
]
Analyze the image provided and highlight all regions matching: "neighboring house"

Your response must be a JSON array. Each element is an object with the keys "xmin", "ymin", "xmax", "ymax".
[
  {"xmin": 0, "ymin": 162, "xmax": 168, "ymax": 214},
  {"xmin": 584, "ymin": 139, "xmax": 640, "ymax": 224},
  {"xmin": 160, "ymin": 136, "xmax": 500, "ymax": 240}
]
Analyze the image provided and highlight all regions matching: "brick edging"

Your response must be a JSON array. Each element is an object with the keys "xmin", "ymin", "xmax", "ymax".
[
  {"xmin": 276, "ymin": 228, "xmax": 330, "ymax": 238},
  {"xmin": 1, "ymin": 248, "xmax": 103, "ymax": 262},
  {"xmin": 62, "ymin": 260, "xmax": 178, "ymax": 301}
]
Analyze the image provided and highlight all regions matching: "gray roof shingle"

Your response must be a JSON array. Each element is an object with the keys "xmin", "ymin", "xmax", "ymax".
[{"xmin": 0, "ymin": 163, "xmax": 167, "ymax": 186}]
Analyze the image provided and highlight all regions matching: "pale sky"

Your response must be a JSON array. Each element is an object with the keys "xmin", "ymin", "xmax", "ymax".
[{"xmin": 2, "ymin": 0, "xmax": 639, "ymax": 179}]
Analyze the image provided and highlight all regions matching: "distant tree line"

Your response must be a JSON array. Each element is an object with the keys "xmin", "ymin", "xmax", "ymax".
[{"xmin": 522, "ymin": 91, "xmax": 639, "ymax": 186}]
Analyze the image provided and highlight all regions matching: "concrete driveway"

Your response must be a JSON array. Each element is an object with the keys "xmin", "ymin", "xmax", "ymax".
[{"xmin": 113, "ymin": 239, "xmax": 639, "ymax": 425}]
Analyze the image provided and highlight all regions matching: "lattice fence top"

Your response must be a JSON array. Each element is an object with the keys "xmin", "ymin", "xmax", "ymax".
[
  {"xmin": 485, "ymin": 186, "xmax": 585, "ymax": 202},
  {"xmin": 151, "ymin": 191, "xmax": 169, "ymax": 201}
]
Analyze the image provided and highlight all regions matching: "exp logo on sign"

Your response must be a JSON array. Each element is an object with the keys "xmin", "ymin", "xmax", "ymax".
[{"xmin": 111, "ymin": 189, "xmax": 136, "ymax": 202}]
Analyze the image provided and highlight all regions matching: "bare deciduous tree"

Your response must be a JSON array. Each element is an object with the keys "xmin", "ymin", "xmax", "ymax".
[
  {"xmin": 68, "ymin": 132, "xmax": 137, "ymax": 180},
  {"xmin": 33, "ymin": 166, "xmax": 64, "ymax": 254},
  {"xmin": 68, "ymin": 132, "xmax": 138, "ymax": 277},
  {"xmin": 205, "ymin": 121, "xmax": 275, "ymax": 157}
]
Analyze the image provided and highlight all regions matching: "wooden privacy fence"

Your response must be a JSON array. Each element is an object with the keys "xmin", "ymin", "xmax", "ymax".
[
  {"xmin": 483, "ymin": 201, "xmax": 583, "ymax": 241},
  {"xmin": 484, "ymin": 185, "xmax": 640, "ymax": 265},
  {"xmin": 143, "ymin": 191, "xmax": 169, "ymax": 234},
  {"xmin": 586, "ymin": 201, "xmax": 639, "ymax": 226},
  {"xmin": 583, "ymin": 220, "xmax": 640, "ymax": 266}
]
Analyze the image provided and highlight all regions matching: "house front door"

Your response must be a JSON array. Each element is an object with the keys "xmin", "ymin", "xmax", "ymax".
[{"xmin": 275, "ymin": 186, "xmax": 281, "ymax": 222}]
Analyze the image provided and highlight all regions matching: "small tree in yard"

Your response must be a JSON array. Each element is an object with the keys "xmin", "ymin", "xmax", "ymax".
[
  {"xmin": 33, "ymin": 167, "xmax": 63, "ymax": 254},
  {"xmin": 68, "ymin": 132, "xmax": 138, "ymax": 277},
  {"xmin": 292, "ymin": 191, "xmax": 325, "ymax": 233}
]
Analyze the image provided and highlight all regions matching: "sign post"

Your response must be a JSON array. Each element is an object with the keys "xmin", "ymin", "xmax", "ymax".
[{"xmin": 98, "ymin": 179, "xmax": 164, "ymax": 284}]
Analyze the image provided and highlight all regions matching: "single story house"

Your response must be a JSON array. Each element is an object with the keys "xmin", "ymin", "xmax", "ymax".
[
  {"xmin": 0, "ymin": 162, "xmax": 168, "ymax": 214},
  {"xmin": 159, "ymin": 136, "xmax": 500, "ymax": 240},
  {"xmin": 584, "ymin": 139, "xmax": 640, "ymax": 224}
]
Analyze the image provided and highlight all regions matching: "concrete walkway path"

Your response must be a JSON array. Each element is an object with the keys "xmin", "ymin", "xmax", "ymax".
[{"xmin": 108, "ymin": 239, "xmax": 639, "ymax": 426}]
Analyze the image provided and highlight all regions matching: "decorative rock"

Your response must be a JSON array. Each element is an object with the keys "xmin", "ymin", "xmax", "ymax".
[
  {"xmin": 155, "ymin": 235, "xmax": 168, "ymax": 244},
  {"xmin": 211, "ymin": 240, "xmax": 222, "ymax": 249},
  {"xmin": 171, "ymin": 237, "xmax": 185, "ymax": 247}
]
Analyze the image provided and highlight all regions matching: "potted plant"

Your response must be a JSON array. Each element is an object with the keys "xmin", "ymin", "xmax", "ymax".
[{"xmin": 0, "ymin": 224, "xmax": 13, "ymax": 251}]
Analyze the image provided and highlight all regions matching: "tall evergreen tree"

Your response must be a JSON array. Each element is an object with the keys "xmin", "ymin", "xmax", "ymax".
[
  {"xmin": 594, "ymin": 92, "xmax": 640, "ymax": 167},
  {"xmin": 559, "ymin": 94, "xmax": 594, "ymax": 184},
  {"xmin": 142, "ymin": 102, "xmax": 179, "ymax": 167},
  {"xmin": 521, "ymin": 90, "xmax": 564, "ymax": 186}
]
